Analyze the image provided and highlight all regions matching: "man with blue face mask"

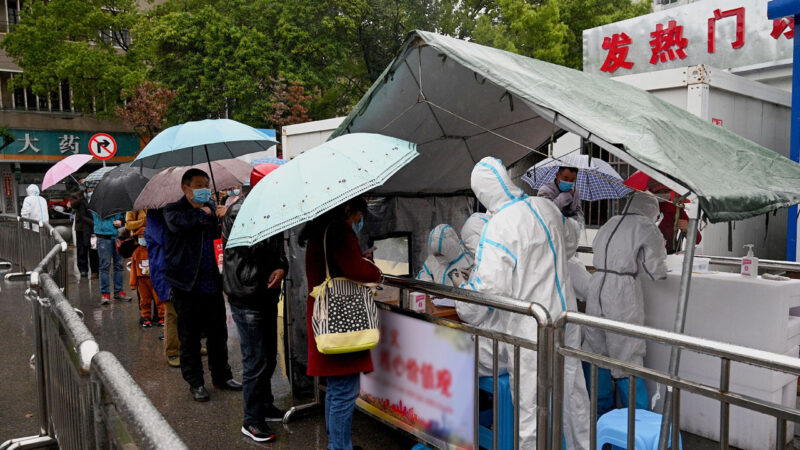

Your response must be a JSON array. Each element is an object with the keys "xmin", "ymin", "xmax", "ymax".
[
  {"xmin": 537, "ymin": 166, "xmax": 584, "ymax": 222},
  {"xmin": 164, "ymin": 168, "xmax": 240, "ymax": 402}
]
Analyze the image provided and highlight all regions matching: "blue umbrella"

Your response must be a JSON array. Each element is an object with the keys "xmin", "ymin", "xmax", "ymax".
[
  {"xmin": 226, "ymin": 133, "xmax": 418, "ymax": 248},
  {"xmin": 249, "ymin": 157, "xmax": 287, "ymax": 166},
  {"xmin": 131, "ymin": 119, "xmax": 278, "ymax": 193},
  {"xmin": 521, "ymin": 154, "xmax": 631, "ymax": 201}
]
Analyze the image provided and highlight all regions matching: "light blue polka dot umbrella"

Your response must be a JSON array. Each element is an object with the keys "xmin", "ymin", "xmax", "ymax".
[{"xmin": 226, "ymin": 133, "xmax": 418, "ymax": 248}]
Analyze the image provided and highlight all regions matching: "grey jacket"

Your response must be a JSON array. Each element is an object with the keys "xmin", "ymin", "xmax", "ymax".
[{"xmin": 537, "ymin": 180, "xmax": 584, "ymax": 220}]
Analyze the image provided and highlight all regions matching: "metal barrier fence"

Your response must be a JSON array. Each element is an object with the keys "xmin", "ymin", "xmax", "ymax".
[
  {"xmin": 551, "ymin": 311, "xmax": 800, "ymax": 450},
  {"xmin": 0, "ymin": 216, "xmax": 186, "ymax": 450},
  {"xmin": 375, "ymin": 275, "xmax": 553, "ymax": 450}
]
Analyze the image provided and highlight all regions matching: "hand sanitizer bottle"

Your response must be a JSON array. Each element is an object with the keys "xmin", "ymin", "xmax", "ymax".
[{"xmin": 741, "ymin": 244, "xmax": 758, "ymax": 277}]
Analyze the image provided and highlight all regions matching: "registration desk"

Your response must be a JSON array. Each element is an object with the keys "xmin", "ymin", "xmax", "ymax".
[{"xmin": 641, "ymin": 268, "xmax": 800, "ymax": 449}]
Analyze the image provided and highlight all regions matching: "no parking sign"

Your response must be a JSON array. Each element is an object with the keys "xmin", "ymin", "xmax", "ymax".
[{"xmin": 88, "ymin": 133, "xmax": 117, "ymax": 160}]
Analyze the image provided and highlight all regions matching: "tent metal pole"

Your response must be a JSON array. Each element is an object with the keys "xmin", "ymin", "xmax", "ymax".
[{"xmin": 658, "ymin": 207, "xmax": 701, "ymax": 450}]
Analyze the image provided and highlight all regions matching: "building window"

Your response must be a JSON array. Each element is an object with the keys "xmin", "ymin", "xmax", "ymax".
[{"xmin": 7, "ymin": 0, "xmax": 19, "ymax": 29}]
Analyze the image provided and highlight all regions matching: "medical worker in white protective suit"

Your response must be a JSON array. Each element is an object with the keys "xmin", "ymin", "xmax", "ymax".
[
  {"xmin": 21, "ymin": 184, "xmax": 49, "ymax": 232},
  {"xmin": 416, "ymin": 224, "xmax": 473, "ymax": 286},
  {"xmin": 467, "ymin": 157, "xmax": 589, "ymax": 450},
  {"xmin": 452, "ymin": 212, "xmax": 502, "ymax": 376},
  {"xmin": 584, "ymin": 192, "xmax": 668, "ymax": 411}
]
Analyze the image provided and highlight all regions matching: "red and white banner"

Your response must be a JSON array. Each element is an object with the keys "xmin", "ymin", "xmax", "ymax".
[{"xmin": 360, "ymin": 309, "xmax": 475, "ymax": 449}]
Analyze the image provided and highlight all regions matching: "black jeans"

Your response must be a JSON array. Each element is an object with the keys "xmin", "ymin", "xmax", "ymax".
[
  {"xmin": 75, "ymin": 229, "xmax": 91, "ymax": 274},
  {"xmin": 172, "ymin": 288, "xmax": 233, "ymax": 388},
  {"xmin": 230, "ymin": 295, "xmax": 279, "ymax": 424}
]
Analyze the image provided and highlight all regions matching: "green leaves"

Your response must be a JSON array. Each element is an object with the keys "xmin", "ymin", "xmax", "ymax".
[
  {"xmin": 2, "ymin": 0, "xmax": 647, "ymax": 128},
  {"xmin": 2, "ymin": 0, "xmax": 145, "ymax": 115}
]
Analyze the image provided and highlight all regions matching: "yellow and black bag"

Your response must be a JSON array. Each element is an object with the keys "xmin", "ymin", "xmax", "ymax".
[{"xmin": 310, "ymin": 227, "xmax": 379, "ymax": 354}]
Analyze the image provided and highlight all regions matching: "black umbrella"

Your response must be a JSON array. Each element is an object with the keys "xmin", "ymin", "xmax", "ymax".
[{"xmin": 88, "ymin": 165, "xmax": 155, "ymax": 218}]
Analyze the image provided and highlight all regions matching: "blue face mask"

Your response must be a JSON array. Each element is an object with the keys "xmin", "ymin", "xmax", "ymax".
[
  {"xmin": 352, "ymin": 217, "xmax": 364, "ymax": 234},
  {"xmin": 558, "ymin": 180, "xmax": 574, "ymax": 192},
  {"xmin": 232, "ymin": 188, "xmax": 241, "ymax": 196},
  {"xmin": 192, "ymin": 188, "xmax": 212, "ymax": 204},
  {"xmin": 226, "ymin": 190, "xmax": 233, "ymax": 197},
  {"xmin": 138, "ymin": 237, "xmax": 147, "ymax": 247}
]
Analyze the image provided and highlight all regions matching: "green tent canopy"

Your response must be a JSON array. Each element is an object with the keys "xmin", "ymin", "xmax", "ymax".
[{"xmin": 332, "ymin": 30, "xmax": 800, "ymax": 223}]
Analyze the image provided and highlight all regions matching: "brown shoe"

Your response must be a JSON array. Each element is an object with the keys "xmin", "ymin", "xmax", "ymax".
[{"xmin": 167, "ymin": 356, "xmax": 180, "ymax": 368}]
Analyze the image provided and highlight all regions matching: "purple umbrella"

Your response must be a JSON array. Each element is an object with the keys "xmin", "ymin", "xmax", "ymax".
[
  {"xmin": 133, "ymin": 159, "xmax": 252, "ymax": 210},
  {"xmin": 42, "ymin": 154, "xmax": 93, "ymax": 190}
]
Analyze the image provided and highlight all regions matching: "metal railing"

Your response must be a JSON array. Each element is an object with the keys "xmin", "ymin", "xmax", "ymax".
[
  {"xmin": 551, "ymin": 311, "xmax": 800, "ymax": 450},
  {"xmin": 0, "ymin": 216, "xmax": 186, "ymax": 450},
  {"xmin": 372, "ymin": 275, "xmax": 552, "ymax": 450}
]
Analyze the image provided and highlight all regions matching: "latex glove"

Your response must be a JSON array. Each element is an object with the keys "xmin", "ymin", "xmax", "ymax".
[{"xmin": 449, "ymin": 269, "xmax": 468, "ymax": 288}]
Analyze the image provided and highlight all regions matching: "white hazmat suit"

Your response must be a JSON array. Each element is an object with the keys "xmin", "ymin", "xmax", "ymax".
[
  {"xmin": 584, "ymin": 193, "xmax": 668, "ymax": 377},
  {"xmin": 467, "ymin": 157, "xmax": 589, "ymax": 450},
  {"xmin": 416, "ymin": 224, "xmax": 473, "ymax": 286},
  {"xmin": 20, "ymin": 184, "xmax": 49, "ymax": 232}
]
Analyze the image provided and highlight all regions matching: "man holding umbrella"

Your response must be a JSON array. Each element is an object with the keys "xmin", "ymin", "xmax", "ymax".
[
  {"xmin": 163, "ymin": 168, "xmax": 240, "ymax": 402},
  {"xmin": 537, "ymin": 166, "xmax": 584, "ymax": 221}
]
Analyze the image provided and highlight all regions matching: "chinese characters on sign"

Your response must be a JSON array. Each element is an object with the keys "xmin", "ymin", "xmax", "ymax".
[
  {"xmin": 360, "ymin": 310, "xmax": 475, "ymax": 448},
  {"xmin": 379, "ymin": 350, "xmax": 453, "ymax": 398},
  {"xmin": 771, "ymin": 17, "xmax": 795, "ymax": 40},
  {"xmin": 597, "ymin": 4, "xmax": 794, "ymax": 74},
  {"xmin": 708, "ymin": 8, "xmax": 745, "ymax": 52},
  {"xmin": 600, "ymin": 33, "xmax": 634, "ymax": 73},
  {"xmin": 17, "ymin": 134, "xmax": 40, "ymax": 153},
  {"xmin": 649, "ymin": 20, "xmax": 689, "ymax": 64},
  {"xmin": 58, "ymin": 134, "xmax": 80, "ymax": 154}
]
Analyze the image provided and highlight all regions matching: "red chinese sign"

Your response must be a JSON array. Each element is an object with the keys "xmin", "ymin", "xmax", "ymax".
[
  {"xmin": 649, "ymin": 20, "xmax": 689, "ymax": 64},
  {"xmin": 596, "ymin": 4, "xmax": 793, "ymax": 74},
  {"xmin": 771, "ymin": 17, "xmax": 795, "ymax": 40},
  {"xmin": 600, "ymin": 33, "xmax": 634, "ymax": 73},
  {"xmin": 708, "ymin": 7, "xmax": 745, "ymax": 52},
  {"xmin": 360, "ymin": 310, "xmax": 475, "ymax": 448}
]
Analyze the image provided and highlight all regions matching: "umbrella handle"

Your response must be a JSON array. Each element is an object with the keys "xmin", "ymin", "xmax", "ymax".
[{"xmin": 203, "ymin": 145, "xmax": 219, "ymax": 196}]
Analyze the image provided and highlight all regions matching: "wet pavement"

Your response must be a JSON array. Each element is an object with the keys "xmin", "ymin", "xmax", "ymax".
[
  {"xmin": 2, "ymin": 250, "xmax": 798, "ymax": 449},
  {"xmin": 0, "ymin": 250, "xmax": 414, "ymax": 450}
]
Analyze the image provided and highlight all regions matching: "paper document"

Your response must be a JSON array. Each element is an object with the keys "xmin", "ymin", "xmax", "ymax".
[{"xmin": 432, "ymin": 298, "xmax": 456, "ymax": 308}]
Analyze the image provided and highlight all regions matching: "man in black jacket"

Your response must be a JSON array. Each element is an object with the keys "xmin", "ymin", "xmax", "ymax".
[
  {"xmin": 163, "ymin": 168, "xmax": 241, "ymax": 402},
  {"xmin": 69, "ymin": 189, "xmax": 94, "ymax": 278},
  {"xmin": 222, "ymin": 164, "xmax": 286, "ymax": 443}
]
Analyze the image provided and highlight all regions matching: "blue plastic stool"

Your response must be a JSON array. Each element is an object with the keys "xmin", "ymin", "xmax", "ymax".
[
  {"xmin": 478, "ymin": 373, "xmax": 514, "ymax": 450},
  {"xmin": 596, "ymin": 408, "xmax": 682, "ymax": 450}
]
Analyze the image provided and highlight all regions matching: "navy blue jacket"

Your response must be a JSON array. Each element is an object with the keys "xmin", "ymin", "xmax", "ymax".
[
  {"xmin": 144, "ymin": 209, "xmax": 171, "ymax": 302},
  {"xmin": 163, "ymin": 196, "xmax": 220, "ymax": 292}
]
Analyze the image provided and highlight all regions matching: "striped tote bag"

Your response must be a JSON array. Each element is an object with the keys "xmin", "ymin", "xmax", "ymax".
[{"xmin": 310, "ymin": 227, "xmax": 380, "ymax": 355}]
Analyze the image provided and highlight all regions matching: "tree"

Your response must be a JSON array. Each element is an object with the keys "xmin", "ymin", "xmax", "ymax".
[
  {"xmin": 268, "ymin": 78, "xmax": 313, "ymax": 128},
  {"xmin": 2, "ymin": 0, "xmax": 145, "ymax": 116},
  {"xmin": 557, "ymin": 0, "xmax": 651, "ymax": 69},
  {"xmin": 115, "ymin": 81, "xmax": 178, "ymax": 144}
]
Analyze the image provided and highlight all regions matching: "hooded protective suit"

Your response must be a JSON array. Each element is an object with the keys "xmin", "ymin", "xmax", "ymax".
[
  {"xmin": 460, "ymin": 213, "xmax": 489, "ymax": 260},
  {"xmin": 467, "ymin": 157, "xmax": 589, "ymax": 450},
  {"xmin": 456, "ymin": 212, "xmax": 492, "ymax": 324},
  {"xmin": 416, "ymin": 224, "xmax": 472, "ymax": 286},
  {"xmin": 584, "ymin": 192, "xmax": 668, "ymax": 407},
  {"xmin": 20, "ymin": 184, "xmax": 49, "ymax": 232}
]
